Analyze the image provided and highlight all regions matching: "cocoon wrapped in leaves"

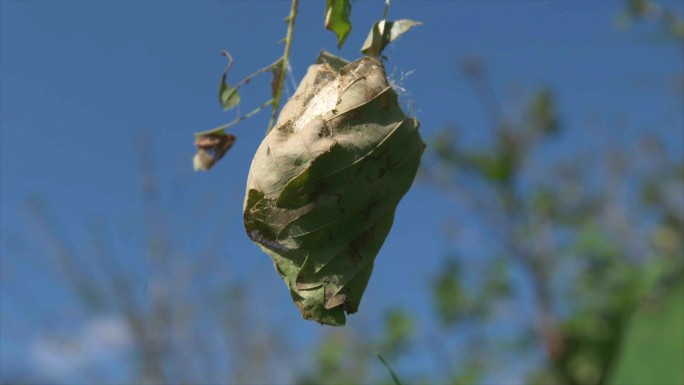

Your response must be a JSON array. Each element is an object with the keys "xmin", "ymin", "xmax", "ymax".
[{"xmin": 244, "ymin": 53, "xmax": 425, "ymax": 326}]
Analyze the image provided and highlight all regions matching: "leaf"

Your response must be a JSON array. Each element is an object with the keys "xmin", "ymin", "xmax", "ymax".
[
  {"xmin": 432, "ymin": 260, "xmax": 464, "ymax": 326},
  {"xmin": 608, "ymin": 277, "xmax": 684, "ymax": 385},
  {"xmin": 193, "ymin": 130, "xmax": 236, "ymax": 171},
  {"xmin": 361, "ymin": 19, "xmax": 421, "ymax": 57},
  {"xmin": 219, "ymin": 53, "xmax": 241, "ymax": 110},
  {"xmin": 244, "ymin": 55, "xmax": 424, "ymax": 325},
  {"xmin": 381, "ymin": 309, "xmax": 415, "ymax": 356},
  {"xmin": 325, "ymin": 0, "xmax": 352, "ymax": 49},
  {"xmin": 219, "ymin": 74, "xmax": 240, "ymax": 110}
]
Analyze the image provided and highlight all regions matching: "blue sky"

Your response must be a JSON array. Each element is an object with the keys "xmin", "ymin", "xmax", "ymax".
[{"xmin": 1, "ymin": 0, "xmax": 683, "ymax": 383}]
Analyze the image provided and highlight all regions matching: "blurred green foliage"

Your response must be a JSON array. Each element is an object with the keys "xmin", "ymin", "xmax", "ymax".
[
  {"xmin": 302, "ymin": 2, "xmax": 683, "ymax": 384},
  {"xmin": 619, "ymin": 0, "xmax": 684, "ymax": 40},
  {"xmin": 608, "ymin": 276, "xmax": 684, "ymax": 385}
]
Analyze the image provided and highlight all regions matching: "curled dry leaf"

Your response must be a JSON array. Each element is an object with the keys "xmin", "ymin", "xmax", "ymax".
[
  {"xmin": 244, "ymin": 51, "xmax": 424, "ymax": 325},
  {"xmin": 193, "ymin": 132, "xmax": 236, "ymax": 171},
  {"xmin": 361, "ymin": 19, "xmax": 422, "ymax": 57}
]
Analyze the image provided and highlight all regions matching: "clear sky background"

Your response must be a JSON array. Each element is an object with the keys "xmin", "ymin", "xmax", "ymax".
[{"xmin": 1, "ymin": 0, "xmax": 683, "ymax": 383}]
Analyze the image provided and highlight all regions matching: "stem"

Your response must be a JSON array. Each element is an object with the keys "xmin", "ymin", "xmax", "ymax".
[
  {"xmin": 198, "ymin": 99, "xmax": 274, "ymax": 136},
  {"xmin": 227, "ymin": 52, "xmax": 282, "ymax": 93},
  {"xmin": 268, "ymin": 0, "xmax": 299, "ymax": 131},
  {"xmin": 221, "ymin": 51, "xmax": 234, "ymax": 73},
  {"xmin": 376, "ymin": 354, "xmax": 402, "ymax": 385}
]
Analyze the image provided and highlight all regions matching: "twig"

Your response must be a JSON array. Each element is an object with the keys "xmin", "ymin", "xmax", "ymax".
[
  {"xmin": 221, "ymin": 51, "xmax": 234, "ymax": 75},
  {"xmin": 382, "ymin": 0, "xmax": 390, "ymax": 21},
  {"xmin": 462, "ymin": 58, "xmax": 505, "ymax": 130},
  {"xmin": 268, "ymin": 0, "xmax": 300, "ymax": 131},
  {"xmin": 225, "ymin": 51, "xmax": 282, "ymax": 94},
  {"xmin": 376, "ymin": 354, "xmax": 403, "ymax": 385},
  {"xmin": 198, "ymin": 99, "xmax": 274, "ymax": 137}
]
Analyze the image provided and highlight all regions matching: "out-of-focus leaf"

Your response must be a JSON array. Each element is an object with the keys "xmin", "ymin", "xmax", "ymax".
[
  {"xmin": 432, "ymin": 260, "xmax": 464, "ymax": 326},
  {"xmin": 608, "ymin": 277, "xmax": 684, "ymax": 385},
  {"xmin": 529, "ymin": 88, "xmax": 559, "ymax": 135},
  {"xmin": 626, "ymin": 0, "xmax": 653, "ymax": 18},
  {"xmin": 361, "ymin": 19, "xmax": 421, "ymax": 57},
  {"xmin": 467, "ymin": 151, "xmax": 514, "ymax": 184},
  {"xmin": 298, "ymin": 331, "xmax": 370, "ymax": 384},
  {"xmin": 317, "ymin": 333, "xmax": 347, "ymax": 374},
  {"xmin": 219, "ymin": 78, "xmax": 240, "ymax": 111},
  {"xmin": 193, "ymin": 128, "xmax": 236, "ymax": 171},
  {"xmin": 669, "ymin": 19, "xmax": 684, "ymax": 40},
  {"xmin": 652, "ymin": 224, "xmax": 683, "ymax": 257},
  {"xmin": 219, "ymin": 54, "xmax": 241, "ymax": 110},
  {"xmin": 573, "ymin": 222, "xmax": 620, "ymax": 261},
  {"xmin": 432, "ymin": 130, "xmax": 460, "ymax": 165},
  {"xmin": 244, "ymin": 53, "xmax": 424, "ymax": 325},
  {"xmin": 381, "ymin": 309, "xmax": 414, "ymax": 357},
  {"xmin": 483, "ymin": 257, "xmax": 511, "ymax": 299},
  {"xmin": 531, "ymin": 188, "xmax": 558, "ymax": 218},
  {"xmin": 560, "ymin": 308, "xmax": 632, "ymax": 385},
  {"xmin": 325, "ymin": 0, "xmax": 352, "ymax": 49},
  {"xmin": 622, "ymin": 0, "xmax": 684, "ymax": 41},
  {"xmin": 463, "ymin": 130, "xmax": 519, "ymax": 183}
]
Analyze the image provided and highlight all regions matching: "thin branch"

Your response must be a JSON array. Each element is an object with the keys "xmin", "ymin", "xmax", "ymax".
[
  {"xmin": 221, "ymin": 50, "xmax": 234, "ymax": 76},
  {"xmin": 268, "ymin": 0, "xmax": 300, "ymax": 131},
  {"xmin": 199, "ymin": 99, "xmax": 274, "ymax": 136},
  {"xmin": 462, "ymin": 58, "xmax": 505, "ymax": 129},
  {"xmin": 225, "ymin": 51, "xmax": 282, "ymax": 95},
  {"xmin": 377, "ymin": 354, "xmax": 403, "ymax": 385}
]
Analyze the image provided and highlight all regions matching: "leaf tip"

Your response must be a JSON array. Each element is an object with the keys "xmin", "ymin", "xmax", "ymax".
[{"xmin": 325, "ymin": 0, "xmax": 352, "ymax": 49}]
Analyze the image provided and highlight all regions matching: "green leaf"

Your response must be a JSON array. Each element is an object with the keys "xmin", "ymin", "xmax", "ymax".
[
  {"xmin": 468, "ymin": 151, "xmax": 514, "ymax": 183},
  {"xmin": 432, "ymin": 260, "xmax": 464, "ymax": 326},
  {"xmin": 193, "ymin": 126, "xmax": 227, "ymax": 138},
  {"xmin": 219, "ymin": 74, "xmax": 240, "ymax": 110},
  {"xmin": 325, "ymin": 0, "xmax": 352, "ymax": 49},
  {"xmin": 626, "ymin": 0, "xmax": 653, "ymax": 18},
  {"xmin": 608, "ymin": 277, "xmax": 684, "ymax": 385},
  {"xmin": 244, "ymin": 56, "xmax": 424, "ymax": 325},
  {"xmin": 381, "ymin": 309, "xmax": 415, "ymax": 356},
  {"xmin": 361, "ymin": 19, "xmax": 421, "ymax": 57},
  {"xmin": 218, "ymin": 53, "xmax": 240, "ymax": 110}
]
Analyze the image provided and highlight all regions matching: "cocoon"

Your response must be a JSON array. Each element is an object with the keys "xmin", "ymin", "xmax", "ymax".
[{"xmin": 244, "ymin": 52, "xmax": 424, "ymax": 325}]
